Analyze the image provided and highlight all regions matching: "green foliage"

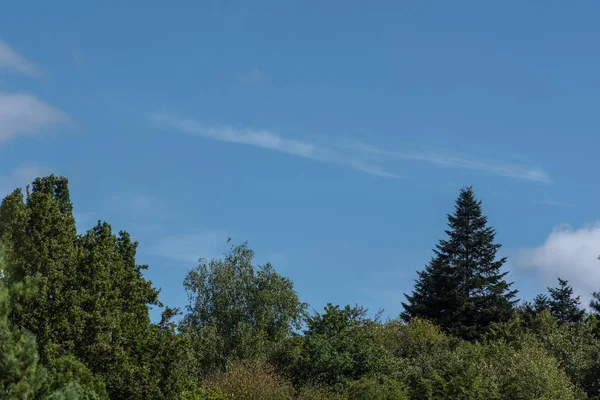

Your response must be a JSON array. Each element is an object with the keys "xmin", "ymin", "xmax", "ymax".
[
  {"xmin": 204, "ymin": 358, "xmax": 294, "ymax": 399},
  {"xmin": 181, "ymin": 242, "xmax": 306, "ymax": 374},
  {"xmin": 483, "ymin": 340, "xmax": 586, "ymax": 400},
  {"xmin": 590, "ymin": 292, "xmax": 600, "ymax": 316},
  {"xmin": 0, "ymin": 279, "xmax": 47, "ymax": 399},
  {"xmin": 4, "ymin": 174, "xmax": 600, "ymax": 400},
  {"xmin": 547, "ymin": 278, "xmax": 586, "ymax": 325},
  {"xmin": 294, "ymin": 304, "xmax": 392, "ymax": 390},
  {"xmin": 74, "ymin": 221, "xmax": 163, "ymax": 399},
  {"xmin": 346, "ymin": 376, "xmax": 408, "ymax": 400},
  {"xmin": 402, "ymin": 187, "xmax": 518, "ymax": 340},
  {"xmin": 378, "ymin": 317, "xmax": 451, "ymax": 359},
  {"xmin": 45, "ymin": 382, "xmax": 102, "ymax": 400},
  {"xmin": 40, "ymin": 355, "xmax": 107, "ymax": 400},
  {"xmin": 296, "ymin": 386, "xmax": 347, "ymax": 400},
  {"xmin": 0, "ymin": 176, "xmax": 177, "ymax": 399},
  {"xmin": 403, "ymin": 340, "xmax": 491, "ymax": 399},
  {"xmin": 180, "ymin": 386, "xmax": 226, "ymax": 400},
  {"xmin": 0, "ymin": 177, "xmax": 80, "ymax": 362}
]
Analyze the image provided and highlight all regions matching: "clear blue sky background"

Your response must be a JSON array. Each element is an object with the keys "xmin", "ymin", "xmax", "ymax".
[{"xmin": 2, "ymin": 1, "xmax": 600, "ymax": 321}]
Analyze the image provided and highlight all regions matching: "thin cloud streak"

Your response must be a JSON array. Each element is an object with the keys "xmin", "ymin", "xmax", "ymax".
[
  {"xmin": 152, "ymin": 114, "xmax": 403, "ymax": 179},
  {"xmin": 0, "ymin": 92, "xmax": 71, "ymax": 143},
  {"xmin": 0, "ymin": 39, "xmax": 42, "ymax": 77},
  {"xmin": 351, "ymin": 141, "xmax": 550, "ymax": 183},
  {"xmin": 153, "ymin": 114, "xmax": 548, "ymax": 183}
]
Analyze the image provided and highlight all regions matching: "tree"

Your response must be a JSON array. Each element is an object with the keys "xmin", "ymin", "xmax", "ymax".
[
  {"xmin": 181, "ymin": 242, "xmax": 306, "ymax": 374},
  {"xmin": 402, "ymin": 187, "xmax": 518, "ymax": 339},
  {"xmin": 547, "ymin": 278, "xmax": 585, "ymax": 325},
  {"xmin": 74, "ymin": 221, "xmax": 163, "ymax": 399},
  {"xmin": 0, "ymin": 176, "xmax": 80, "ymax": 362},
  {"xmin": 0, "ymin": 279, "xmax": 47, "ymax": 399},
  {"xmin": 294, "ymin": 304, "xmax": 392, "ymax": 391},
  {"xmin": 0, "ymin": 176, "xmax": 171, "ymax": 399},
  {"xmin": 590, "ymin": 292, "xmax": 600, "ymax": 316}
]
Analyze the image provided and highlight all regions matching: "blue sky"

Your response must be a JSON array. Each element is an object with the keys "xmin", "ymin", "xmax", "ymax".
[{"xmin": 2, "ymin": 1, "xmax": 600, "ymax": 321}]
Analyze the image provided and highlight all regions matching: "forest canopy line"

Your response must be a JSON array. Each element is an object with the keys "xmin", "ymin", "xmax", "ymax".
[{"xmin": 1, "ymin": 175, "xmax": 600, "ymax": 400}]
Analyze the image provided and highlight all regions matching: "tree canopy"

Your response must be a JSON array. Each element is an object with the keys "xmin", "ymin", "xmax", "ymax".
[{"xmin": 2, "ymin": 176, "xmax": 600, "ymax": 399}]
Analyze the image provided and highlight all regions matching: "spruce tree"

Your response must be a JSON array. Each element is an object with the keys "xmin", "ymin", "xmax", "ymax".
[
  {"xmin": 590, "ymin": 292, "xmax": 600, "ymax": 316},
  {"xmin": 547, "ymin": 278, "xmax": 585, "ymax": 325},
  {"xmin": 401, "ymin": 187, "xmax": 518, "ymax": 339}
]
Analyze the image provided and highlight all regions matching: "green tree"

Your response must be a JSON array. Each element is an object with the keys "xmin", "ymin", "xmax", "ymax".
[
  {"xmin": 0, "ymin": 278, "xmax": 47, "ymax": 399},
  {"xmin": 0, "ymin": 176, "xmax": 173, "ymax": 399},
  {"xmin": 75, "ymin": 221, "xmax": 163, "ymax": 398},
  {"xmin": 346, "ymin": 376, "xmax": 408, "ymax": 400},
  {"xmin": 590, "ymin": 291, "xmax": 600, "ymax": 315},
  {"xmin": 547, "ymin": 278, "xmax": 585, "ymax": 325},
  {"xmin": 0, "ymin": 176, "xmax": 79, "ymax": 362},
  {"xmin": 402, "ymin": 186, "xmax": 518, "ymax": 340},
  {"xmin": 40, "ymin": 355, "xmax": 107, "ymax": 400},
  {"xmin": 181, "ymin": 242, "xmax": 306, "ymax": 374},
  {"xmin": 294, "ymin": 304, "xmax": 391, "ymax": 391}
]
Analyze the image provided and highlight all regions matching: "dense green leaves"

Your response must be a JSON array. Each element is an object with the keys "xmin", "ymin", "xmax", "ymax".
[
  {"xmin": 0, "ymin": 279, "xmax": 46, "ymax": 399},
  {"xmin": 181, "ymin": 242, "xmax": 306, "ymax": 374},
  {"xmin": 294, "ymin": 304, "xmax": 392, "ymax": 391}
]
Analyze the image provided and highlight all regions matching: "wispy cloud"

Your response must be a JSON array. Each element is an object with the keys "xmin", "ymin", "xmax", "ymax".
[
  {"xmin": 534, "ymin": 194, "xmax": 575, "ymax": 208},
  {"xmin": 239, "ymin": 68, "xmax": 263, "ymax": 85},
  {"xmin": 0, "ymin": 93, "xmax": 71, "ymax": 143},
  {"xmin": 0, "ymin": 164, "xmax": 53, "ymax": 197},
  {"xmin": 152, "ymin": 113, "xmax": 549, "ymax": 183},
  {"xmin": 0, "ymin": 39, "xmax": 42, "ymax": 77},
  {"xmin": 350, "ymin": 141, "xmax": 550, "ymax": 183},
  {"xmin": 147, "ymin": 230, "xmax": 230, "ymax": 265},
  {"xmin": 515, "ymin": 222, "xmax": 600, "ymax": 308},
  {"xmin": 152, "ymin": 114, "xmax": 403, "ymax": 179}
]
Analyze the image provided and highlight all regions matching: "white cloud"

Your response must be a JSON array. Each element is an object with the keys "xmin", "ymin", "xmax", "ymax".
[
  {"xmin": 0, "ymin": 164, "xmax": 53, "ymax": 197},
  {"xmin": 239, "ymin": 68, "xmax": 263, "ymax": 84},
  {"xmin": 0, "ymin": 39, "xmax": 42, "ymax": 77},
  {"xmin": 147, "ymin": 231, "xmax": 230, "ymax": 265},
  {"xmin": 350, "ymin": 141, "xmax": 550, "ymax": 183},
  {"xmin": 515, "ymin": 223, "xmax": 600, "ymax": 307},
  {"xmin": 0, "ymin": 93, "xmax": 71, "ymax": 143},
  {"xmin": 152, "ymin": 114, "xmax": 403, "ymax": 179}
]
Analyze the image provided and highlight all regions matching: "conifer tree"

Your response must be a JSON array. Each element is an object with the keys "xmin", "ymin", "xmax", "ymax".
[
  {"xmin": 401, "ymin": 187, "xmax": 518, "ymax": 339},
  {"xmin": 0, "ymin": 279, "xmax": 47, "ymax": 399},
  {"xmin": 589, "ymin": 292, "xmax": 600, "ymax": 316},
  {"xmin": 0, "ymin": 176, "xmax": 79, "ymax": 362},
  {"xmin": 547, "ymin": 278, "xmax": 585, "ymax": 325}
]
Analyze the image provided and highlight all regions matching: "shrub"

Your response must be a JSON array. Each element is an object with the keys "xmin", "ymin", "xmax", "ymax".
[
  {"xmin": 346, "ymin": 376, "xmax": 408, "ymax": 400},
  {"xmin": 205, "ymin": 359, "xmax": 294, "ymax": 400}
]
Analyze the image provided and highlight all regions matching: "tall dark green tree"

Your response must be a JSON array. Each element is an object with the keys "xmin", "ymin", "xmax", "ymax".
[
  {"xmin": 0, "ymin": 176, "xmax": 80, "ymax": 362},
  {"xmin": 590, "ymin": 292, "xmax": 600, "ymax": 316},
  {"xmin": 0, "ymin": 176, "xmax": 176, "ymax": 399},
  {"xmin": 547, "ymin": 278, "xmax": 585, "ymax": 325},
  {"xmin": 402, "ymin": 187, "xmax": 518, "ymax": 339},
  {"xmin": 0, "ymin": 279, "xmax": 47, "ymax": 399}
]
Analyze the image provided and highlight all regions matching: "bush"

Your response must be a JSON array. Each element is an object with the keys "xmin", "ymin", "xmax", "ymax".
[
  {"xmin": 41, "ymin": 355, "xmax": 108, "ymax": 400},
  {"xmin": 296, "ymin": 386, "xmax": 347, "ymax": 400},
  {"xmin": 483, "ymin": 341, "xmax": 586, "ymax": 400},
  {"xmin": 205, "ymin": 359, "xmax": 294, "ymax": 400},
  {"xmin": 378, "ymin": 317, "xmax": 450, "ymax": 359},
  {"xmin": 346, "ymin": 376, "xmax": 408, "ymax": 400}
]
